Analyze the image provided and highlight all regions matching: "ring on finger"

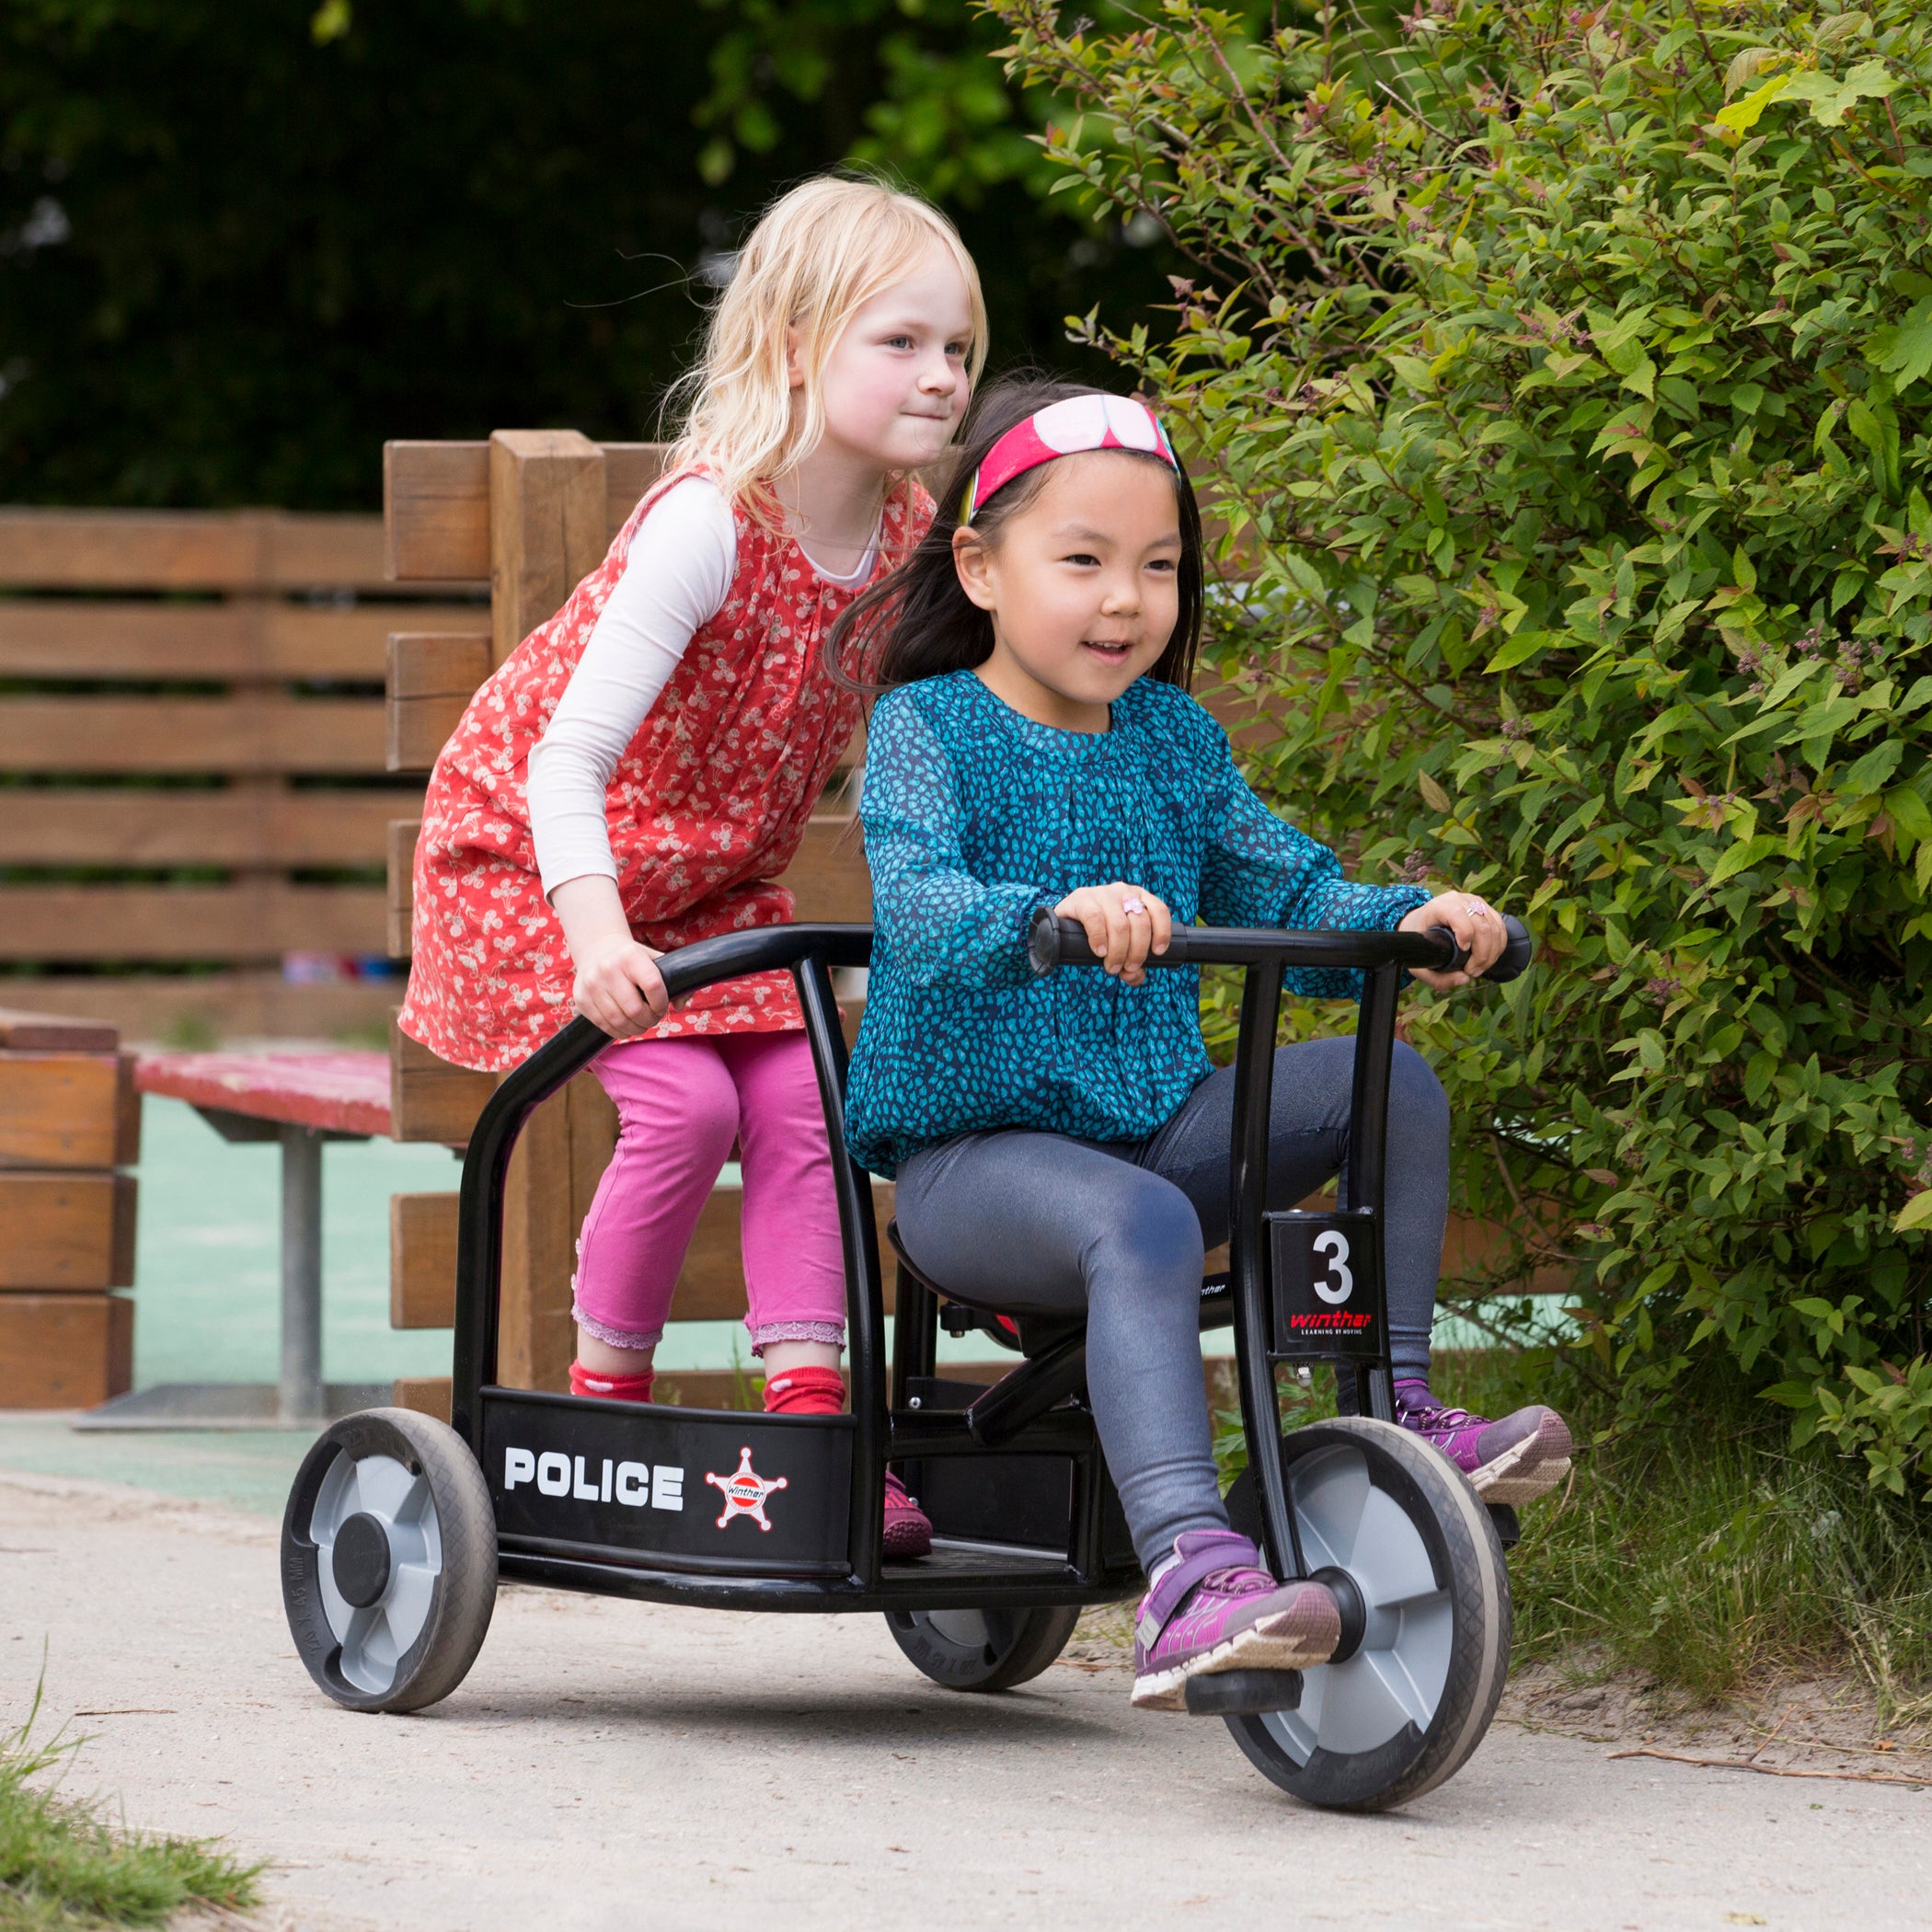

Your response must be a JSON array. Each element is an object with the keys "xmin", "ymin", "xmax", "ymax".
[{"xmin": 1121, "ymin": 894, "xmax": 1147, "ymax": 916}]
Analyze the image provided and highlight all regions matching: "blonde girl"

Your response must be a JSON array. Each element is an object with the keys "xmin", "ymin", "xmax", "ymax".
[{"xmin": 399, "ymin": 175, "xmax": 985, "ymax": 1557}]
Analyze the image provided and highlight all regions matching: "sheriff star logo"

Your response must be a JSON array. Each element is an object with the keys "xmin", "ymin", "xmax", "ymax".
[{"xmin": 706, "ymin": 1446, "xmax": 788, "ymax": 1531}]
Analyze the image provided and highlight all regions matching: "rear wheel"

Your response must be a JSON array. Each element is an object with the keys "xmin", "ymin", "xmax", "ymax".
[
  {"xmin": 281, "ymin": 1407, "xmax": 497, "ymax": 1714},
  {"xmin": 885, "ymin": 1604, "xmax": 1082, "ymax": 1692},
  {"xmin": 1224, "ymin": 1417, "xmax": 1510, "ymax": 1811}
]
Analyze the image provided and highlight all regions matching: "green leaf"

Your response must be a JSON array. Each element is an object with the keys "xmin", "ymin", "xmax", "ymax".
[
  {"xmin": 1484, "ymin": 629, "xmax": 1549, "ymax": 673},
  {"xmin": 1894, "ymin": 1191, "xmax": 1932, "ymax": 1233},
  {"xmin": 1714, "ymin": 72, "xmax": 1791, "ymax": 133},
  {"xmin": 1784, "ymin": 58, "xmax": 1895, "ymax": 127},
  {"xmin": 1706, "ymin": 834, "xmax": 1777, "ymax": 888},
  {"xmin": 1842, "ymin": 740, "xmax": 1904, "ymax": 795},
  {"xmin": 1886, "ymin": 784, "xmax": 1932, "ymax": 849},
  {"xmin": 1866, "ymin": 297, "xmax": 1932, "ymax": 396}
]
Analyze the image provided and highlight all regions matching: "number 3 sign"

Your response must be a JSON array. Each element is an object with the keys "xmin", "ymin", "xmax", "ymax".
[
  {"xmin": 1268, "ymin": 1210, "xmax": 1384, "ymax": 1360},
  {"xmin": 1311, "ymin": 1229, "xmax": 1354, "ymax": 1305}
]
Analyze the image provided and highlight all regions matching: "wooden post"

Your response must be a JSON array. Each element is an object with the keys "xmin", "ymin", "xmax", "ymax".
[
  {"xmin": 0, "ymin": 1009, "xmax": 138, "ymax": 1409},
  {"xmin": 485, "ymin": 431, "xmax": 615, "ymax": 1392},
  {"xmin": 488, "ymin": 431, "xmax": 605, "ymax": 668}
]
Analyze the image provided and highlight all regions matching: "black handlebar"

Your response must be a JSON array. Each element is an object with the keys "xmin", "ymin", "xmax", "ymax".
[{"xmin": 1026, "ymin": 907, "xmax": 1535, "ymax": 983}]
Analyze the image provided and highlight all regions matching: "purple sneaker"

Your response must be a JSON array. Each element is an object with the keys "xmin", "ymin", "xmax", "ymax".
[
  {"xmin": 1131, "ymin": 1529, "xmax": 1340, "ymax": 1712},
  {"xmin": 1394, "ymin": 1380, "xmax": 1572, "ymax": 1503}
]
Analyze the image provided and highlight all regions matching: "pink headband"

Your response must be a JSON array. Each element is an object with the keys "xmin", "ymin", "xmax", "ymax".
[{"xmin": 960, "ymin": 394, "xmax": 1179, "ymax": 523}]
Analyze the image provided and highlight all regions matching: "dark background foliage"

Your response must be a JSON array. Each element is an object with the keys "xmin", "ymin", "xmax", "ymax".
[{"xmin": 0, "ymin": 0, "xmax": 1172, "ymax": 509}]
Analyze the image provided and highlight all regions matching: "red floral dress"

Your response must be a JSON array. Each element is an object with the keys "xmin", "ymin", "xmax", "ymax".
[{"xmin": 398, "ymin": 466, "xmax": 929, "ymax": 1072}]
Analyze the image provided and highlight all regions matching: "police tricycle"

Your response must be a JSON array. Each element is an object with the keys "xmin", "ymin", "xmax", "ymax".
[{"xmin": 280, "ymin": 910, "xmax": 1531, "ymax": 1811}]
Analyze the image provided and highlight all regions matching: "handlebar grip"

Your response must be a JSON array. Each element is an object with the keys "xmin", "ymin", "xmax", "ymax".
[{"xmin": 1423, "ymin": 914, "xmax": 1534, "ymax": 983}]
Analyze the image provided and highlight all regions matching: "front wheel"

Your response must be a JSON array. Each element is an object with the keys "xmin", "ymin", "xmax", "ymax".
[
  {"xmin": 885, "ymin": 1604, "xmax": 1082, "ymax": 1692},
  {"xmin": 281, "ymin": 1407, "xmax": 498, "ymax": 1714},
  {"xmin": 1224, "ymin": 1417, "xmax": 1510, "ymax": 1811}
]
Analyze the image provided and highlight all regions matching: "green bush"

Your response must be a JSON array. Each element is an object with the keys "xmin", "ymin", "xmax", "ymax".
[{"xmin": 991, "ymin": 0, "xmax": 1932, "ymax": 1491}]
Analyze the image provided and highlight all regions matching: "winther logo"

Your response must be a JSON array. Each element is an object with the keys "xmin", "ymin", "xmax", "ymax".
[
  {"xmin": 502, "ymin": 1446, "xmax": 684, "ymax": 1512},
  {"xmin": 706, "ymin": 1446, "xmax": 788, "ymax": 1531}
]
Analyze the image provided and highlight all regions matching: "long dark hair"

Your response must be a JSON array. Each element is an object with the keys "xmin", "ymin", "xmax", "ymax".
[{"xmin": 826, "ymin": 374, "xmax": 1205, "ymax": 695}]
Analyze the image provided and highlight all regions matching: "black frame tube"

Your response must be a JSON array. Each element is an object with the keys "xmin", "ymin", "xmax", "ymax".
[
  {"xmin": 794, "ymin": 952, "xmax": 889, "ymax": 1587},
  {"xmin": 1226, "ymin": 962, "xmax": 1307, "ymax": 1581},
  {"xmin": 1345, "ymin": 963, "xmax": 1400, "ymax": 1423},
  {"xmin": 450, "ymin": 926, "xmax": 871, "ymax": 1448}
]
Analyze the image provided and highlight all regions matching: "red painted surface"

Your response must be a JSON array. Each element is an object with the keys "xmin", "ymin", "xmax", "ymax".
[{"xmin": 133, "ymin": 1049, "xmax": 391, "ymax": 1137}]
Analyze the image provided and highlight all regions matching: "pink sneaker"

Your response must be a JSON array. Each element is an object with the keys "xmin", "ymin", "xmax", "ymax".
[
  {"xmin": 883, "ymin": 1471, "xmax": 932, "ymax": 1558},
  {"xmin": 1394, "ymin": 1379, "xmax": 1572, "ymax": 1503},
  {"xmin": 1131, "ymin": 1529, "xmax": 1340, "ymax": 1712}
]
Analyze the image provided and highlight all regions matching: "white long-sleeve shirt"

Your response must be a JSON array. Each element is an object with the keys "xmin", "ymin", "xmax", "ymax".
[{"xmin": 525, "ymin": 476, "xmax": 875, "ymax": 898}]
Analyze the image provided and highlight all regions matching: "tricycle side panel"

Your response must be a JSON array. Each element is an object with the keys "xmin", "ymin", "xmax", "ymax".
[{"xmin": 481, "ymin": 1388, "xmax": 852, "ymax": 1576}]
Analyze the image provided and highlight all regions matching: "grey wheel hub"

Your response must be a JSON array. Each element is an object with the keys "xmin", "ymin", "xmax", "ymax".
[
  {"xmin": 309, "ymin": 1450, "xmax": 443, "ymax": 1696},
  {"xmin": 1259, "ymin": 1443, "xmax": 1452, "ymax": 1763},
  {"xmin": 331, "ymin": 1511, "xmax": 392, "ymax": 1609},
  {"xmin": 922, "ymin": 1608, "xmax": 995, "ymax": 1650}
]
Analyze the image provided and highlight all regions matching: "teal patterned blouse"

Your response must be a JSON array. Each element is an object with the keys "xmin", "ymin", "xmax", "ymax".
[{"xmin": 842, "ymin": 670, "xmax": 1428, "ymax": 1177}]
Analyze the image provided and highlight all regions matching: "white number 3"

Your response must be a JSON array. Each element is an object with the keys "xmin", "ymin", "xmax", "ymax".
[{"xmin": 1312, "ymin": 1230, "xmax": 1354, "ymax": 1305}]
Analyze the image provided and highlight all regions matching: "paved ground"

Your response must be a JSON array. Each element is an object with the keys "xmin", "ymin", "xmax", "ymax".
[{"xmin": 2, "ymin": 1466, "xmax": 1925, "ymax": 1932}]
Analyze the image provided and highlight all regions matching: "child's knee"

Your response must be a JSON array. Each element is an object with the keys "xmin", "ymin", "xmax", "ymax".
[
  {"xmin": 1094, "ymin": 1181, "xmax": 1203, "ymax": 1295},
  {"xmin": 605, "ymin": 1048, "xmax": 739, "ymax": 1167},
  {"xmin": 1390, "ymin": 1041, "xmax": 1450, "ymax": 1136}
]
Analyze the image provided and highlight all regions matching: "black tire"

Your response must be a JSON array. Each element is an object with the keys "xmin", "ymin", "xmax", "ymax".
[
  {"xmin": 885, "ymin": 1604, "xmax": 1082, "ymax": 1692},
  {"xmin": 1223, "ymin": 1417, "xmax": 1510, "ymax": 1811},
  {"xmin": 282, "ymin": 1407, "xmax": 498, "ymax": 1714}
]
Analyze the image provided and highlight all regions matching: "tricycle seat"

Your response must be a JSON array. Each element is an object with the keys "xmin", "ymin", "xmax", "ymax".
[{"xmin": 885, "ymin": 1218, "xmax": 1085, "ymax": 1357}]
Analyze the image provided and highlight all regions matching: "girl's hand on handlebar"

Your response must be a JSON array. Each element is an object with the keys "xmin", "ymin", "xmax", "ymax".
[
  {"xmin": 1400, "ymin": 891, "xmax": 1507, "ymax": 991},
  {"xmin": 1054, "ymin": 882, "xmax": 1172, "ymax": 984},
  {"xmin": 551, "ymin": 874, "xmax": 670, "ymax": 1038},
  {"xmin": 570, "ymin": 932, "xmax": 669, "ymax": 1038}
]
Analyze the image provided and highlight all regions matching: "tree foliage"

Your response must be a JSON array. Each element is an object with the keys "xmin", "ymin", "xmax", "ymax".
[
  {"xmin": 0, "ymin": 0, "xmax": 1166, "ymax": 507},
  {"xmin": 992, "ymin": 0, "xmax": 1932, "ymax": 1491}
]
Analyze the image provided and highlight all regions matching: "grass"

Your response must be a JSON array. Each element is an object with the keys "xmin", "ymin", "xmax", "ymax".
[
  {"xmin": 0, "ymin": 1685, "xmax": 260, "ymax": 1930},
  {"xmin": 1218, "ymin": 1351, "xmax": 1932, "ymax": 1719}
]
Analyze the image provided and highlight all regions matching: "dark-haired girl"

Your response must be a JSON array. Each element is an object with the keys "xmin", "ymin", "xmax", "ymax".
[{"xmin": 833, "ymin": 379, "xmax": 1571, "ymax": 1711}]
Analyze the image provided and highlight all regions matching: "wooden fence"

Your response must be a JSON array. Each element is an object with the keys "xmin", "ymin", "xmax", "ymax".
[{"xmin": 0, "ymin": 507, "xmax": 483, "ymax": 1039}]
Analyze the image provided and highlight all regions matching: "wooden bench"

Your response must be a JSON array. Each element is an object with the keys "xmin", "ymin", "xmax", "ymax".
[
  {"xmin": 75, "ymin": 1048, "xmax": 396, "ymax": 1430},
  {"xmin": 0, "ymin": 506, "xmax": 483, "ymax": 1040}
]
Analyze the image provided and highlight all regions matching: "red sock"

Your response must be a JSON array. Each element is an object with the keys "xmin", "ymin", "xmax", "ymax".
[
  {"xmin": 569, "ymin": 1361, "xmax": 655, "ymax": 1402},
  {"xmin": 764, "ymin": 1364, "xmax": 845, "ymax": 1416}
]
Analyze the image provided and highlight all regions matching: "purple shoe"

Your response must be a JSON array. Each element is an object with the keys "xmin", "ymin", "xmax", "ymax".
[
  {"xmin": 1394, "ymin": 1380, "xmax": 1572, "ymax": 1503},
  {"xmin": 1131, "ymin": 1529, "xmax": 1340, "ymax": 1712},
  {"xmin": 882, "ymin": 1471, "xmax": 932, "ymax": 1558}
]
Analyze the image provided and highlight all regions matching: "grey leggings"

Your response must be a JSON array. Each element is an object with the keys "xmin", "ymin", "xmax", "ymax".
[{"xmin": 892, "ymin": 1039, "xmax": 1449, "ymax": 1570}]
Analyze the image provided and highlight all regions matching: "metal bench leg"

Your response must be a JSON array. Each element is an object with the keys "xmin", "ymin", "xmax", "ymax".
[{"xmin": 280, "ymin": 1124, "xmax": 327, "ymax": 1424}]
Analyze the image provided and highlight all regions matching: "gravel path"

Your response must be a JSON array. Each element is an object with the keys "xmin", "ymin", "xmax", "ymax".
[{"xmin": 1, "ymin": 1467, "xmax": 1923, "ymax": 1932}]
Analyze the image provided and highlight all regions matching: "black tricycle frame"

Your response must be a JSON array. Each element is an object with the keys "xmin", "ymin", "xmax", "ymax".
[{"xmin": 446, "ymin": 914, "xmax": 1519, "ymax": 1618}]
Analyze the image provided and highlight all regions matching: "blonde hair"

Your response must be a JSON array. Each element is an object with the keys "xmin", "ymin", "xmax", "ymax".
[{"xmin": 665, "ymin": 174, "xmax": 987, "ymax": 516}]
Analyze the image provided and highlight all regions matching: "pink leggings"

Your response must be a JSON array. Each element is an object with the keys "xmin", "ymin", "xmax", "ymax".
[{"xmin": 570, "ymin": 1031, "xmax": 847, "ymax": 1355}]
